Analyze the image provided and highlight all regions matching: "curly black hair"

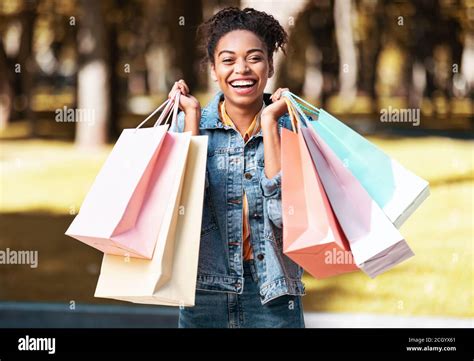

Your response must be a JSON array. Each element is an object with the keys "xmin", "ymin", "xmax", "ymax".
[{"xmin": 197, "ymin": 7, "xmax": 288, "ymax": 65}]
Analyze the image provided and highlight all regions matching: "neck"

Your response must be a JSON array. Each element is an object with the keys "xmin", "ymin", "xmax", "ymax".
[{"xmin": 224, "ymin": 95, "xmax": 264, "ymax": 132}]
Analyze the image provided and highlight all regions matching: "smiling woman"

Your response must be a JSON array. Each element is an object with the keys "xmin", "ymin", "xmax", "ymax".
[
  {"xmin": 199, "ymin": 7, "xmax": 287, "ymax": 119},
  {"xmin": 168, "ymin": 7, "xmax": 305, "ymax": 329}
]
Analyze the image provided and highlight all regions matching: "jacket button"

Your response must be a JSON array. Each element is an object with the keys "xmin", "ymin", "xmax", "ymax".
[
  {"xmin": 244, "ymin": 172, "xmax": 253, "ymax": 180},
  {"xmin": 257, "ymin": 254, "xmax": 264, "ymax": 261}
]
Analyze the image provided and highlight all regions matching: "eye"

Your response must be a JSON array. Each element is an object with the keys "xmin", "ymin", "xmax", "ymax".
[
  {"xmin": 222, "ymin": 58, "xmax": 234, "ymax": 64},
  {"xmin": 249, "ymin": 56, "xmax": 262, "ymax": 62}
]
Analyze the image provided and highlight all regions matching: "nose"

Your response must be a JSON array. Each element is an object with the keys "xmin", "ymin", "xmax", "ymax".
[{"xmin": 234, "ymin": 58, "xmax": 249, "ymax": 74}]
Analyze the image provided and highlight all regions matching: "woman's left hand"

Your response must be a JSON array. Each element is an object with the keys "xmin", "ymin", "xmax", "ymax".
[{"xmin": 261, "ymin": 87, "xmax": 290, "ymax": 127}]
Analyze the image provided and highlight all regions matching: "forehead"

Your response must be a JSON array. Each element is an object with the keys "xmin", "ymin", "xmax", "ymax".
[{"xmin": 215, "ymin": 30, "xmax": 265, "ymax": 54}]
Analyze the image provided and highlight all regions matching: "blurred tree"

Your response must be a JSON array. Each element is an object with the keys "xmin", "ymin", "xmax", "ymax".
[
  {"xmin": 1, "ymin": 0, "xmax": 470, "ymax": 135},
  {"xmin": 76, "ymin": 0, "xmax": 110, "ymax": 148},
  {"xmin": 16, "ymin": 0, "xmax": 37, "ymax": 134},
  {"xmin": 278, "ymin": 0, "xmax": 339, "ymax": 108},
  {"xmin": 334, "ymin": 0, "xmax": 357, "ymax": 109},
  {"xmin": 459, "ymin": 1, "xmax": 474, "ymax": 100},
  {"xmin": 354, "ymin": 0, "xmax": 383, "ymax": 104},
  {"xmin": 0, "ymin": 37, "xmax": 13, "ymax": 129},
  {"xmin": 407, "ymin": 0, "xmax": 463, "ymax": 112},
  {"xmin": 0, "ymin": 1, "xmax": 46, "ymax": 129},
  {"xmin": 169, "ymin": 0, "xmax": 203, "ymax": 93},
  {"xmin": 104, "ymin": 0, "xmax": 123, "ymax": 140}
]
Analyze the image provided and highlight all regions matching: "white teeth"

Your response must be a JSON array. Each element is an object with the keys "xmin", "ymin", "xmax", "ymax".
[{"xmin": 230, "ymin": 80, "xmax": 255, "ymax": 86}]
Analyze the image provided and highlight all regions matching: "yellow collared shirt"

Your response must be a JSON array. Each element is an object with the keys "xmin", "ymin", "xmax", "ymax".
[{"xmin": 219, "ymin": 100, "xmax": 263, "ymax": 260}]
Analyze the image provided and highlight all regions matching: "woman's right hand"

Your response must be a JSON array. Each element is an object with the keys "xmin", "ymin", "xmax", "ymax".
[
  {"xmin": 168, "ymin": 79, "xmax": 201, "ymax": 113},
  {"xmin": 168, "ymin": 79, "xmax": 201, "ymax": 135}
]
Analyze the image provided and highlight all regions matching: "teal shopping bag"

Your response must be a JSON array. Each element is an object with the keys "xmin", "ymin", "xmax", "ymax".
[{"xmin": 283, "ymin": 92, "xmax": 429, "ymax": 228}]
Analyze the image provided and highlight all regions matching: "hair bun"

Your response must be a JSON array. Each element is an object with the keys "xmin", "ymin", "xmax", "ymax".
[{"xmin": 197, "ymin": 7, "xmax": 288, "ymax": 65}]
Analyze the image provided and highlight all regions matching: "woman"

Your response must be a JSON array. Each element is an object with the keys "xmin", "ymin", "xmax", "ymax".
[{"xmin": 169, "ymin": 7, "xmax": 305, "ymax": 328}]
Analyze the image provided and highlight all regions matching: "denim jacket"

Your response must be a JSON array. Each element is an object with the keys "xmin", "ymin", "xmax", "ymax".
[{"xmin": 172, "ymin": 91, "xmax": 305, "ymax": 305}]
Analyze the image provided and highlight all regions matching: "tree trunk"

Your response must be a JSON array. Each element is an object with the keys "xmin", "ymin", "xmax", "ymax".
[
  {"xmin": 169, "ymin": 0, "xmax": 203, "ymax": 93},
  {"xmin": 355, "ymin": 0, "xmax": 382, "ymax": 103},
  {"xmin": 18, "ymin": 1, "xmax": 37, "ymax": 135},
  {"xmin": 334, "ymin": 0, "xmax": 357, "ymax": 109},
  {"xmin": 76, "ymin": 0, "xmax": 110, "ymax": 148},
  {"xmin": 0, "ymin": 37, "xmax": 13, "ymax": 130},
  {"xmin": 107, "ymin": 20, "xmax": 119, "ymax": 141}
]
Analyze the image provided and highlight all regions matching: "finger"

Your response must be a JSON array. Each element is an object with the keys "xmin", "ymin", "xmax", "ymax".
[
  {"xmin": 182, "ymin": 82, "xmax": 190, "ymax": 94},
  {"xmin": 172, "ymin": 89, "xmax": 182, "ymax": 100},
  {"xmin": 270, "ymin": 89, "xmax": 279, "ymax": 102},
  {"xmin": 169, "ymin": 82, "xmax": 181, "ymax": 98},
  {"xmin": 280, "ymin": 88, "xmax": 289, "ymax": 98},
  {"xmin": 179, "ymin": 84, "xmax": 189, "ymax": 96},
  {"xmin": 276, "ymin": 88, "xmax": 289, "ymax": 101},
  {"xmin": 178, "ymin": 80, "xmax": 190, "ymax": 94},
  {"xmin": 273, "ymin": 88, "xmax": 283, "ymax": 101},
  {"xmin": 280, "ymin": 88, "xmax": 289, "ymax": 97},
  {"xmin": 175, "ymin": 85, "xmax": 184, "ymax": 97}
]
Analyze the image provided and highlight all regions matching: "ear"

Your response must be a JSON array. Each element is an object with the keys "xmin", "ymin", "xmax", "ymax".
[
  {"xmin": 268, "ymin": 60, "xmax": 274, "ymax": 78},
  {"xmin": 210, "ymin": 63, "xmax": 218, "ymax": 82}
]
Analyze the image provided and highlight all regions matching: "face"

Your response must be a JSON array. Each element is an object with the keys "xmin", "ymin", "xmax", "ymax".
[{"xmin": 211, "ymin": 30, "xmax": 274, "ymax": 108}]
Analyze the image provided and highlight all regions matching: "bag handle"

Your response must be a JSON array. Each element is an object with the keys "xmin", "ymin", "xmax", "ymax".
[
  {"xmin": 283, "ymin": 98, "xmax": 298, "ymax": 133},
  {"xmin": 282, "ymin": 94, "xmax": 311, "ymax": 131},
  {"xmin": 134, "ymin": 90, "xmax": 181, "ymax": 131},
  {"xmin": 135, "ymin": 98, "xmax": 171, "ymax": 130},
  {"xmin": 168, "ymin": 91, "xmax": 181, "ymax": 130},
  {"xmin": 282, "ymin": 91, "xmax": 320, "ymax": 116},
  {"xmin": 282, "ymin": 92, "xmax": 318, "ymax": 129},
  {"xmin": 154, "ymin": 90, "xmax": 181, "ymax": 128}
]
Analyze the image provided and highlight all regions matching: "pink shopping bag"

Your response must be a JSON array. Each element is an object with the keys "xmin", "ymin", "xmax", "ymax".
[
  {"xmin": 65, "ymin": 92, "xmax": 191, "ymax": 260},
  {"xmin": 282, "ymin": 123, "xmax": 358, "ymax": 279}
]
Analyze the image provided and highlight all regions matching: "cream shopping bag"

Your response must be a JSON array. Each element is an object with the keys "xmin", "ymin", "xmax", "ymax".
[{"xmin": 94, "ymin": 135, "xmax": 208, "ymax": 306}]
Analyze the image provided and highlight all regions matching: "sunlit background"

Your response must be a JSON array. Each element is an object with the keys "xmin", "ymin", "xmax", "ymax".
[{"xmin": 0, "ymin": 0, "xmax": 473, "ymax": 327}]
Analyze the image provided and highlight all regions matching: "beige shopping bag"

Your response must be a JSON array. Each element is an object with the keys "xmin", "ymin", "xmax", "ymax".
[{"xmin": 94, "ymin": 135, "xmax": 208, "ymax": 306}]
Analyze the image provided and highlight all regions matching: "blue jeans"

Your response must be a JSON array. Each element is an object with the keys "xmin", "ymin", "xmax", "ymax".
[{"xmin": 178, "ymin": 260, "xmax": 305, "ymax": 328}]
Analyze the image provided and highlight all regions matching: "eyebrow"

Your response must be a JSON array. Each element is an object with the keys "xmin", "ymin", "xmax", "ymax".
[{"xmin": 217, "ymin": 48, "xmax": 265, "ymax": 57}]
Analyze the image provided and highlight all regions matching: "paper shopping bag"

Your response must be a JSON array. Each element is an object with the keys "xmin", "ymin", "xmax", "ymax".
[
  {"xmin": 310, "ymin": 110, "xmax": 429, "ymax": 228},
  {"xmin": 95, "ymin": 135, "xmax": 208, "ymax": 306},
  {"xmin": 281, "ymin": 102, "xmax": 358, "ymax": 279},
  {"xmin": 65, "ymin": 95, "xmax": 189, "ymax": 260},
  {"xmin": 301, "ymin": 126, "xmax": 414, "ymax": 278},
  {"xmin": 284, "ymin": 92, "xmax": 429, "ymax": 228}
]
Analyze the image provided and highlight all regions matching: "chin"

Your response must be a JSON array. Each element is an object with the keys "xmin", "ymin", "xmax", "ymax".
[{"xmin": 222, "ymin": 86, "xmax": 265, "ymax": 106}]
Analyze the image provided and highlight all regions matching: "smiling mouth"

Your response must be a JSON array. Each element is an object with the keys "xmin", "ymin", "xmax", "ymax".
[{"xmin": 229, "ymin": 79, "xmax": 257, "ymax": 88}]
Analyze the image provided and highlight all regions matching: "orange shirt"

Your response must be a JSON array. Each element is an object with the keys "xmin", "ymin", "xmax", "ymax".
[{"xmin": 219, "ymin": 100, "xmax": 262, "ymax": 260}]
